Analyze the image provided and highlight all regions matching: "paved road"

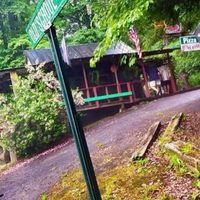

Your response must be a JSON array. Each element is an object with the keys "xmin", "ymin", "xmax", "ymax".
[{"xmin": 1, "ymin": 89, "xmax": 200, "ymax": 200}]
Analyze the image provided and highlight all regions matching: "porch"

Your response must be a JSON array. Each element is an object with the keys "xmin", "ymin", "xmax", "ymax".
[{"xmin": 78, "ymin": 80, "xmax": 143, "ymax": 111}]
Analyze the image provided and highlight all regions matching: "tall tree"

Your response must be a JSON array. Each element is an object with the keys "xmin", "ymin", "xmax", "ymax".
[{"xmin": 0, "ymin": 0, "xmax": 36, "ymax": 69}]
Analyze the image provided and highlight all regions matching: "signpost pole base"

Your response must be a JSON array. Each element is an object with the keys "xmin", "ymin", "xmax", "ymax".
[{"xmin": 47, "ymin": 25, "xmax": 101, "ymax": 200}]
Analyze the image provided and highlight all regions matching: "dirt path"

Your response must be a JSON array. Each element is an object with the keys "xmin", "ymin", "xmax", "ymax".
[{"xmin": 1, "ymin": 90, "xmax": 200, "ymax": 200}]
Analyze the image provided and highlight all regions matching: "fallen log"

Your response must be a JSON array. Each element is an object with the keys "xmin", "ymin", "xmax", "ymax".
[
  {"xmin": 131, "ymin": 121, "xmax": 161, "ymax": 161},
  {"xmin": 159, "ymin": 113, "xmax": 183, "ymax": 146}
]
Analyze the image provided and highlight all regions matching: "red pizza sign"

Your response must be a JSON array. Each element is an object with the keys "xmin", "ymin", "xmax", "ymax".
[{"xmin": 165, "ymin": 24, "xmax": 182, "ymax": 34}]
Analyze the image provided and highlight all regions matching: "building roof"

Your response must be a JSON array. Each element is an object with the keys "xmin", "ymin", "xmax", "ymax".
[
  {"xmin": 24, "ymin": 41, "xmax": 136, "ymax": 66},
  {"xmin": 142, "ymin": 47, "xmax": 180, "ymax": 57}
]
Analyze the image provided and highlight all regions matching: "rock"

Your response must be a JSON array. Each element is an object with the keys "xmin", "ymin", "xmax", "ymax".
[
  {"xmin": 0, "ymin": 145, "xmax": 17, "ymax": 164},
  {"xmin": 10, "ymin": 151, "xmax": 17, "ymax": 164},
  {"xmin": 0, "ymin": 147, "xmax": 10, "ymax": 163},
  {"xmin": 131, "ymin": 121, "xmax": 161, "ymax": 161}
]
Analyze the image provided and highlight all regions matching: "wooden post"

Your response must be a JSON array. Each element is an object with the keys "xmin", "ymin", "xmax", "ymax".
[
  {"xmin": 115, "ymin": 70, "xmax": 121, "ymax": 93},
  {"xmin": 164, "ymin": 34, "xmax": 177, "ymax": 93},
  {"xmin": 10, "ymin": 71, "xmax": 19, "ymax": 96},
  {"xmin": 8, "ymin": 71, "xmax": 18, "ymax": 163},
  {"xmin": 82, "ymin": 63, "xmax": 90, "ymax": 98},
  {"xmin": 131, "ymin": 82, "xmax": 136, "ymax": 100},
  {"xmin": 140, "ymin": 59, "xmax": 150, "ymax": 97},
  {"xmin": 93, "ymin": 87, "xmax": 100, "ymax": 108},
  {"xmin": 111, "ymin": 64, "xmax": 121, "ymax": 93},
  {"xmin": 105, "ymin": 86, "xmax": 111, "ymax": 103},
  {"xmin": 127, "ymin": 82, "xmax": 134, "ymax": 103},
  {"xmin": 167, "ymin": 53, "xmax": 177, "ymax": 93}
]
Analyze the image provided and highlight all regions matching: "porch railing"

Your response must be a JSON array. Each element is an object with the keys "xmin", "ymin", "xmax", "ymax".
[{"xmin": 79, "ymin": 80, "xmax": 142, "ymax": 109}]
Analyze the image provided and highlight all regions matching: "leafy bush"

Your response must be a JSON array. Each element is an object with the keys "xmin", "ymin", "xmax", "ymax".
[
  {"xmin": 0, "ymin": 64, "xmax": 84, "ymax": 158},
  {"xmin": 188, "ymin": 72, "xmax": 200, "ymax": 87}
]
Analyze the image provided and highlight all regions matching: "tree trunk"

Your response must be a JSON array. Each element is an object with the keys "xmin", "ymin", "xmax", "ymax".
[
  {"xmin": 0, "ymin": 13, "xmax": 8, "ymax": 48},
  {"xmin": 180, "ymin": 72, "xmax": 190, "ymax": 90}
]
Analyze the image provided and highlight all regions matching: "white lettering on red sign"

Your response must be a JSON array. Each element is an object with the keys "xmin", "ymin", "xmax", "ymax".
[{"xmin": 181, "ymin": 43, "xmax": 200, "ymax": 52}]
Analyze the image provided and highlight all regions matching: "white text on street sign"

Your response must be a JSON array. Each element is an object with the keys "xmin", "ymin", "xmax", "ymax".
[{"xmin": 26, "ymin": 0, "xmax": 68, "ymax": 48}]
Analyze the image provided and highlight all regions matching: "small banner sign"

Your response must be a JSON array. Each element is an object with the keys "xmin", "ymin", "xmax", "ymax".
[
  {"xmin": 26, "ymin": 0, "xmax": 68, "ymax": 48},
  {"xmin": 180, "ymin": 35, "xmax": 200, "ymax": 52},
  {"xmin": 165, "ymin": 24, "xmax": 182, "ymax": 34}
]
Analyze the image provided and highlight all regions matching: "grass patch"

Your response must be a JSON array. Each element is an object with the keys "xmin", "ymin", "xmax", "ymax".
[{"xmin": 181, "ymin": 143, "xmax": 193, "ymax": 155}]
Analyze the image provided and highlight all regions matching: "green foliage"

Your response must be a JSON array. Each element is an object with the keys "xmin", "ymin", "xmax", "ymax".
[
  {"xmin": 0, "ymin": 0, "xmax": 97, "ymax": 69},
  {"xmin": 0, "ymin": 0, "xmax": 36, "ymax": 69},
  {"xmin": 1, "ymin": 0, "xmax": 200, "ymax": 88},
  {"xmin": 55, "ymin": 0, "xmax": 92, "ymax": 34},
  {"xmin": 90, "ymin": 0, "xmax": 200, "ymax": 83},
  {"xmin": 41, "ymin": 194, "xmax": 48, "ymax": 200},
  {"xmin": 67, "ymin": 28, "xmax": 105, "ymax": 45},
  {"xmin": 167, "ymin": 152, "xmax": 187, "ymax": 175},
  {"xmin": 172, "ymin": 51, "xmax": 200, "ymax": 74},
  {"xmin": 0, "ymin": 65, "xmax": 68, "ymax": 157},
  {"xmin": 193, "ymin": 163, "xmax": 200, "ymax": 179},
  {"xmin": 191, "ymin": 192, "xmax": 200, "ymax": 200},
  {"xmin": 0, "ymin": 34, "xmax": 31, "ymax": 69},
  {"xmin": 135, "ymin": 158, "xmax": 149, "ymax": 166},
  {"xmin": 0, "ymin": 64, "xmax": 85, "ymax": 157},
  {"xmin": 91, "ymin": 0, "xmax": 154, "ymax": 66},
  {"xmin": 195, "ymin": 180, "xmax": 200, "ymax": 189},
  {"xmin": 181, "ymin": 143, "xmax": 193, "ymax": 155},
  {"xmin": 188, "ymin": 72, "xmax": 200, "ymax": 87}
]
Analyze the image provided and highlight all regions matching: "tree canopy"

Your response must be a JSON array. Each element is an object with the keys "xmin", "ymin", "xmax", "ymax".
[
  {"xmin": 89, "ymin": 0, "xmax": 200, "ymax": 87},
  {"xmin": 91, "ymin": 0, "xmax": 200, "ymax": 61},
  {"xmin": 0, "ymin": 0, "xmax": 103, "ymax": 69}
]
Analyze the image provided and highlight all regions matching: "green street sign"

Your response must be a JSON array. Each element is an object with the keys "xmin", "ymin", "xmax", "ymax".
[
  {"xmin": 26, "ymin": 0, "xmax": 68, "ymax": 48},
  {"xmin": 180, "ymin": 35, "xmax": 198, "ymax": 45}
]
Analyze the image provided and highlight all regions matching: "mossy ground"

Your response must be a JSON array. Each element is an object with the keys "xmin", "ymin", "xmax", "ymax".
[{"xmin": 42, "ymin": 158, "xmax": 175, "ymax": 200}]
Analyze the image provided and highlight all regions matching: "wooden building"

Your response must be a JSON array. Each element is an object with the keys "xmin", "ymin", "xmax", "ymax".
[{"xmin": 1, "ymin": 42, "xmax": 179, "ymax": 111}]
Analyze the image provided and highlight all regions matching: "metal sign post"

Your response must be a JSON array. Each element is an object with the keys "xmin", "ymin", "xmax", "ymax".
[
  {"xmin": 26, "ymin": 1, "xmax": 102, "ymax": 199},
  {"xmin": 47, "ymin": 25, "xmax": 101, "ymax": 200}
]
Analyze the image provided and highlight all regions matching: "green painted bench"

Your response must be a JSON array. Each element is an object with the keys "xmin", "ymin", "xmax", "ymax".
[{"xmin": 84, "ymin": 91, "xmax": 133, "ymax": 103}]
